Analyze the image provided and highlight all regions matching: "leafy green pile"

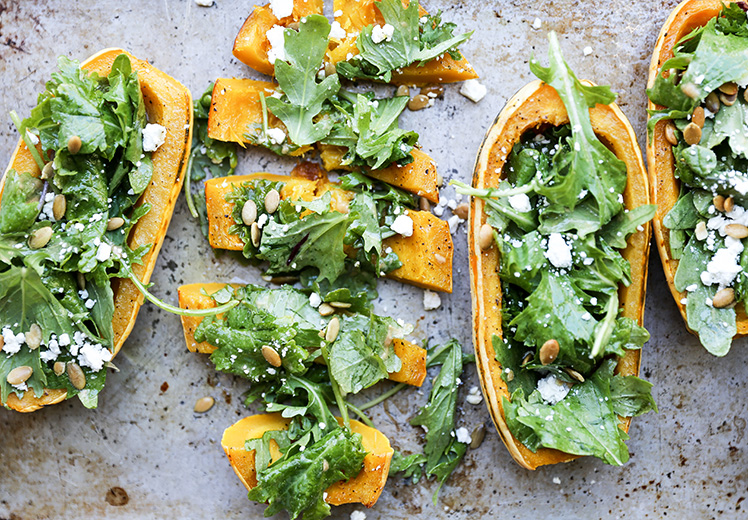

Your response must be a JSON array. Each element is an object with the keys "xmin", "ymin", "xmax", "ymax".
[
  {"xmin": 0, "ymin": 55, "xmax": 155, "ymax": 407},
  {"xmin": 649, "ymin": 4, "xmax": 748, "ymax": 355},
  {"xmin": 456, "ymin": 33, "xmax": 656, "ymax": 465},
  {"xmin": 226, "ymin": 171, "xmax": 412, "ymax": 285}
]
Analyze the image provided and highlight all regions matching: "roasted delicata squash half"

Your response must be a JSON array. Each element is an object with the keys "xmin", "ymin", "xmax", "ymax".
[
  {"xmin": 0, "ymin": 48, "xmax": 192, "ymax": 412},
  {"xmin": 647, "ymin": 0, "xmax": 748, "ymax": 356},
  {"xmin": 462, "ymin": 34, "xmax": 656, "ymax": 468}
]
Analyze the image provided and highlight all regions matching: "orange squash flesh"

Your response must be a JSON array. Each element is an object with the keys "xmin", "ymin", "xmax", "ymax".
[
  {"xmin": 177, "ymin": 283, "xmax": 427, "ymax": 387},
  {"xmin": 1, "ymin": 48, "xmax": 192, "ymax": 412},
  {"xmin": 202, "ymin": 173, "xmax": 453, "ymax": 293},
  {"xmin": 646, "ymin": 0, "xmax": 748, "ymax": 337},
  {"xmin": 469, "ymin": 80, "xmax": 650, "ymax": 469},
  {"xmin": 222, "ymin": 413, "xmax": 393, "ymax": 508}
]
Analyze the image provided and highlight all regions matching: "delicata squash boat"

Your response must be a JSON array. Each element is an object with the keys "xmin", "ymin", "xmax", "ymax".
[
  {"xmin": 468, "ymin": 78, "xmax": 651, "ymax": 468},
  {"xmin": 0, "ymin": 48, "xmax": 192, "ymax": 412}
]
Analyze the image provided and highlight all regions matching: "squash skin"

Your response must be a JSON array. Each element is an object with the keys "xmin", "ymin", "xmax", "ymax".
[
  {"xmin": 646, "ymin": 0, "xmax": 748, "ymax": 337},
  {"xmin": 469, "ymin": 80, "xmax": 651, "ymax": 469},
  {"xmin": 221, "ymin": 413, "xmax": 393, "ymax": 508},
  {"xmin": 1, "ymin": 48, "xmax": 193, "ymax": 412},
  {"xmin": 177, "ymin": 282, "xmax": 427, "ymax": 387}
]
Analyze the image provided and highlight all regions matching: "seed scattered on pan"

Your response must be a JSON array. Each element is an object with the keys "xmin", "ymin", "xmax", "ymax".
[
  {"xmin": 194, "ymin": 396, "xmax": 215, "ymax": 413},
  {"xmin": 53, "ymin": 361, "xmax": 66, "ymax": 376},
  {"xmin": 396, "ymin": 85, "xmax": 410, "ymax": 97},
  {"xmin": 329, "ymin": 301, "xmax": 351, "ymax": 309},
  {"xmin": 25, "ymin": 323, "xmax": 42, "ymax": 351},
  {"xmin": 719, "ymin": 82, "xmax": 738, "ymax": 96},
  {"xmin": 478, "ymin": 223, "xmax": 493, "ymax": 251},
  {"xmin": 67, "ymin": 362, "xmax": 86, "ymax": 390},
  {"xmin": 323, "ymin": 61, "xmax": 336, "ymax": 77},
  {"xmin": 107, "ymin": 216, "xmax": 125, "ymax": 231},
  {"xmin": 705, "ymin": 91, "xmax": 721, "ymax": 114},
  {"xmin": 241, "ymin": 199, "xmax": 257, "ymax": 226},
  {"xmin": 713, "ymin": 287, "xmax": 735, "ymax": 309},
  {"xmin": 77, "ymin": 271, "xmax": 86, "ymax": 291},
  {"xmin": 261, "ymin": 345, "xmax": 282, "ymax": 367},
  {"xmin": 724, "ymin": 195, "xmax": 735, "ymax": 213},
  {"xmin": 664, "ymin": 122, "xmax": 678, "ymax": 146},
  {"xmin": 318, "ymin": 303, "xmax": 334, "ymax": 316},
  {"xmin": 7, "ymin": 366, "xmax": 33, "ymax": 386},
  {"xmin": 720, "ymin": 91, "xmax": 737, "ymax": 107},
  {"xmin": 694, "ymin": 221, "xmax": 708, "ymax": 241},
  {"xmin": 725, "ymin": 223, "xmax": 748, "ymax": 239},
  {"xmin": 41, "ymin": 161, "xmax": 55, "ymax": 180},
  {"xmin": 692, "ymin": 106, "xmax": 705, "ymax": 128},
  {"xmin": 470, "ymin": 424, "xmax": 486, "ymax": 450},
  {"xmin": 564, "ymin": 367, "xmax": 585, "ymax": 383},
  {"xmin": 52, "ymin": 194, "xmax": 66, "ymax": 221},
  {"xmin": 29, "ymin": 226, "xmax": 53, "ymax": 249},
  {"xmin": 454, "ymin": 203, "xmax": 469, "ymax": 220},
  {"xmin": 250, "ymin": 222, "xmax": 261, "ymax": 247},
  {"xmin": 713, "ymin": 195, "xmax": 725, "ymax": 212},
  {"xmin": 419, "ymin": 196, "xmax": 431, "ymax": 212},
  {"xmin": 539, "ymin": 339, "xmax": 560, "ymax": 365},
  {"xmin": 520, "ymin": 353, "xmax": 533, "ymax": 367},
  {"xmin": 325, "ymin": 317, "xmax": 340, "ymax": 343},
  {"xmin": 681, "ymin": 82, "xmax": 699, "ymax": 99},
  {"xmin": 407, "ymin": 94, "xmax": 430, "ymax": 111},
  {"xmin": 420, "ymin": 84, "xmax": 444, "ymax": 98},
  {"xmin": 683, "ymin": 122, "xmax": 701, "ymax": 146},
  {"xmin": 434, "ymin": 253, "xmax": 446, "ymax": 264},
  {"xmin": 264, "ymin": 189, "xmax": 280, "ymax": 214},
  {"xmin": 67, "ymin": 135, "xmax": 82, "ymax": 154}
]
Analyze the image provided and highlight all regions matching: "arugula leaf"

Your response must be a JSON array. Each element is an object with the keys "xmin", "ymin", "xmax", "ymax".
[
  {"xmin": 600, "ymin": 205, "xmax": 656, "ymax": 249},
  {"xmin": 0, "ymin": 171, "xmax": 40, "ymax": 233},
  {"xmin": 610, "ymin": 374, "xmax": 658, "ymax": 417}
]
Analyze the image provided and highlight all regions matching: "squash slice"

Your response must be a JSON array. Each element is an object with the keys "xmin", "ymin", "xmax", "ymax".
[
  {"xmin": 203, "ymin": 172, "xmax": 453, "ymax": 292},
  {"xmin": 645, "ymin": 0, "xmax": 748, "ymax": 336},
  {"xmin": 0, "ymin": 48, "xmax": 192, "ymax": 412},
  {"xmin": 222, "ymin": 413, "xmax": 393, "ymax": 507},
  {"xmin": 469, "ymin": 80, "xmax": 650, "ymax": 469},
  {"xmin": 177, "ymin": 282, "xmax": 427, "ymax": 386}
]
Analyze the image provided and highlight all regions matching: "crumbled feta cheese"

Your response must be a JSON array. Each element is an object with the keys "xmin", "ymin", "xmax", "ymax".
[
  {"xmin": 77, "ymin": 342, "xmax": 113, "ymax": 371},
  {"xmin": 391, "ymin": 214, "xmax": 413, "ymax": 237},
  {"xmin": 455, "ymin": 427, "xmax": 471, "ymax": 444},
  {"xmin": 269, "ymin": 0, "xmax": 293, "ymax": 19},
  {"xmin": 701, "ymin": 237, "xmax": 744, "ymax": 287},
  {"xmin": 266, "ymin": 25, "xmax": 287, "ymax": 64},
  {"xmin": 350, "ymin": 511, "xmax": 367, "ymax": 520},
  {"xmin": 544, "ymin": 233, "xmax": 573, "ymax": 269},
  {"xmin": 583, "ymin": 46, "xmax": 593, "ymax": 56},
  {"xmin": 371, "ymin": 23, "xmax": 395, "ymax": 43},
  {"xmin": 508, "ymin": 193, "xmax": 531, "ymax": 213},
  {"xmin": 459, "ymin": 79, "xmax": 487, "ymax": 103},
  {"xmin": 26, "ymin": 129, "xmax": 40, "ymax": 145},
  {"xmin": 532, "ymin": 17, "xmax": 542, "ymax": 30},
  {"xmin": 309, "ymin": 292, "xmax": 322, "ymax": 308},
  {"xmin": 142, "ymin": 123, "xmax": 167, "ymax": 152},
  {"xmin": 537, "ymin": 374, "xmax": 570, "ymax": 405},
  {"xmin": 423, "ymin": 290, "xmax": 441, "ymax": 311},
  {"xmin": 96, "ymin": 242, "xmax": 112, "ymax": 262},
  {"xmin": 447, "ymin": 214, "xmax": 461, "ymax": 234},
  {"xmin": 266, "ymin": 127, "xmax": 286, "ymax": 145},
  {"xmin": 466, "ymin": 385, "xmax": 483, "ymax": 405},
  {"xmin": 2, "ymin": 327, "xmax": 25, "ymax": 355},
  {"xmin": 553, "ymin": 476, "xmax": 562, "ymax": 485},
  {"xmin": 257, "ymin": 213, "xmax": 269, "ymax": 228},
  {"xmin": 194, "ymin": 0, "xmax": 214, "ymax": 6},
  {"xmin": 329, "ymin": 20, "xmax": 346, "ymax": 39}
]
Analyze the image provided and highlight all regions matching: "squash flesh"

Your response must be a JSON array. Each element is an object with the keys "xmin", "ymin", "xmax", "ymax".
[
  {"xmin": 469, "ymin": 80, "xmax": 650, "ymax": 469},
  {"xmin": 221, "ymin": 413, "xmax": 393, "ymax": 507},
  {"xmin": 1, "ymin": 48, "xmax": 192, "ymax": 412}
]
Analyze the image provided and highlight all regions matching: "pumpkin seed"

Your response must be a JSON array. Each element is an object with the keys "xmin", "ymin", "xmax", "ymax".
[
  {"xmin": 720, "ymin": 91, "xmax": 737, "ymax": 107},
  {"xmin": 692, "ymin": 106, "xmax": 705, "ymax": 128},
  {"xmin": 25, "ymin": 323, "xmax": 42, "ymax": 351},
  {"xmin": 7, "ymin": 366, "xmax": 33, "ymax": 386},
  {"xmin": 419, "ymin": 196, "xmax": 431, "ymax": 212},
  {"xmin": 520, "ymin": 353, "xmax": 533, "ymax": 367},
  {"xmin": 407, "ymin": 94, "xmax": 430, "ymax": 111},
  {"xmin": 564, "ymin": 367, "xmax": 585, "ymax": 383},
  {"xmin": 41, "ymin": 161, "xmax": 55, "ymax": 180},
  {"xmin": 67, "ymin": 135, "xmax": 82, "ymax": 154},
  {"xmin": 681, "ymin": 82, "xmax": 699, "ymax": 99},
  {"xmin": 396, "ymin": 85, "xmax": 410, "ymax": 97},
  {"xmin": 470, "ymin": 424, "xmax": 486, "ymax": 450},
  {"xmin": 318, "ymin": 303, "xmax": 334, "ymax": 316},
  {"xmin": 719, "ymin": 82, "xmax": 738, "ymax": 96},
  {"xmin": 0, "ymin": 336, "xmax": 4, "ymax": 352},
  {"xmin": 420, "ymin": 84, "xmax": 444, "ymax": 98},
  {"xmin": 52, "ymin": 194, "xmax": 66, "ymax": 221},
  {"xmin": 664, "ymin": 122, "xmax": 678, "ymax": 146},
  {"xmin": 264, "ymin": 189, "xmax": 280, "ymax": 214},
  {"xmin": 724, "ymin": 223, "xmax": 748, "ymax": 239},
  {"xmin": 269, "ymin": 276, "xmax": 299, "ymax": 284},
  {"xmin": 322, "ymin": 459, "xmax": 330, "ymax": 471},
  {"xmin": 713, "ymin": 287, "xmax": 735, "ymax": 309},
  {"xmin": 29, "ymin": 226, "xmax": 53, "ymax": 249},
  {"xmin": 713, "ymin": 195, "xmax": 725, "ymax": 212},
  {"xmin": 683, "ymin": 122, "xmax": 702, "ymax": 145},
  {"xmin": 724, "ymin": 195, "xmax": 735, "ymax": 213},
  {"xmin": 434, "ymin": 253, "xmax": 447, "ymax": 264},
  {"xmin": 454, "ymin": 203, "xmax": 469, "ymax": 220},
  {"xmin": 67, "ymin": 362, "xmax": 86, "ymax": 390},
  {"xmin": 261, "ymin": 345, "xmax": 282, "ymax": 367},
  {"xmin": 323, "ymin": 62, "xmax": 336, "ymax": 77},
  {"xmin": 241, "ymin": 199, "xmax": 257, "ymax": 226},
  {"xmin": 478, "ymin": 223, "xmax": 493, "ymax": 251},
  {"xmin": 694, "ymin": 221, "xmax": 708, "ymax": 241},
  {"xmin": 504, "ymin": 368, "xmax": 515, "ymax": 382},
  {"xmin": 194, "ymin": 396, "xmax": 215, "ymax": 413},
  {"xmin": 539, "ymin": 339, "xmax": 560, "ymax": 365},
  {"xmin": 705, "ymin": 91, "xmax": 721, "ymax": 114},
  {"xmin": 329, "ymin": 301, "xmax": 351, "ymax": 309},
  {"xmin": 77, "ymin": 271, "xmax": 86, "ymax": 291},
  {"xmin": 325, "ymin": 317, "xmax": 340, "ymax": 343},
  {"xmin": 107, "ymin": 216, "xmax": 125, "ymax": 231},
  {"xmin": 744, "ymin": 89, "xmax": 748, "ymax": 104},
  {"xmin": 53, "ymin": 361, "xmax": 66, "ymax": 376},
  {"xmin": 250, "ymin": 222, "xmax": 261, "ymax": 247},
  {"xmin": 287, "ymin": 21, "xmax": 300, "ymax": 31}
]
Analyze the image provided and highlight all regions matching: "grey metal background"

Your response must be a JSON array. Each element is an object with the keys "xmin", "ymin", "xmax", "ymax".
[{"xmin": 0, "ymin": 0, "xmax": 745, "ymax": 518}]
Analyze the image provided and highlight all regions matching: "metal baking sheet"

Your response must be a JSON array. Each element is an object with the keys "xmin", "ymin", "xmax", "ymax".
[{"xmin": 0, "ymin": 1, "xmax": 746, "ymax": 518}]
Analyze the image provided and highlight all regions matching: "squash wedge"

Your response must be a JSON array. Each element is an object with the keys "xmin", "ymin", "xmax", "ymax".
[
  {"xmin": 645, "ymin": 0, "xmax": 748, "ymax": 337},
  {"xmin": 177, "ymin": 282, "xmax": 427, "ymax": 386},
  {"xmin": 203, "ymin": 173, "xmax": 453, "ymax": 292},
  {"xmin": 0, "ymin": 48, "xmax": 192, "ymax": 412},
  {"xmin": 469, "ymin": 80, "xmax": 650, "ymax": 469},
  {"xmin": 222, "ymin": 413, "xmax": 393, "ymax": 508}
]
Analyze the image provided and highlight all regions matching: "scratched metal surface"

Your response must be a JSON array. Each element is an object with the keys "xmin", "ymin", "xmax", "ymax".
[{"xmin": 0, "ymin": 0, "xmax": 746, "ymax": 518}]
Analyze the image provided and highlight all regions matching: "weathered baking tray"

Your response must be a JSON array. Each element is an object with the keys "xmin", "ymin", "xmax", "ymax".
[{"xmin": 0, "ymin": 0, "xmax": 745, "ymax": 518}]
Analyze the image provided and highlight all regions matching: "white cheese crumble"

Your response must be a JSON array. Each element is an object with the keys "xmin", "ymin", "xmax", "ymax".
[
  {"xmin": 466, "ymin": 385, "xmax": 483, "ymax": 405},
  {"xmin": 537, "ymin": 374, "xmax": 570, "ymax": 405},
  {"xmin": 194, "ymin": 0, "xmax": 214, "ymax": 6},
  {"xmin": 142, "ymin": 123, "xmax": 167, "ymax": 152},
  {"xmin": 455, "ymin": 427, "xmax": 471, "ymax": 444},
  {"xmin": 266, "ymin": 25, "xmax": 287, "ymax": 64},
  {"xmin": 309, "ymin": 293, "xmax": 322, "ymax": 308},
  {"xmin": 544, "ymin": 233, "xmax": 573, "ymax": 269},
  {"xmin": 459, "ymin": 79, "xmax": 487, "ymax": 103},
  {"xmin": 77, "ymin": 342, "xmax": 113, "ymax": 371},
  {"xmin": 371, "ymin": 23, "xmax": 395, "ymax": 43},
  {"xmin": 447, "ymin": 214, "xmax": 461, "ymax": 234},
  {"xmin": 390, "ymin": 214, "xmax": 413, "ymax": 237},
  {"xmin": 329, "ymin": 20, "xmax": 346, "ymax": 40},
  {"xmin": 96, "ymin": 242, "xmax": 112, "ymax": 262},
  {"xmin": 532, "ymin": 17, "xmax": 542, "ymax": 30},
  {"xmin": 2, "ymin": 327, "xmax": 26, "ymax": 355},
  {"xmin": 507, "ymin": 193, "xmax": 531, "ymax": 213},
  {"xmin": 350, "ymin": 512, "xmax": 367, "ymax": 520},
  {"xmin": 269, "ymin": 0, "xmax": 293, "ymax": 19},
  {"xmin": 266, "ymin": 127, "xmax": 287, "ymax": 145},
  {"xmin": 583, "ymin": 46, "xmax": 593, "ymax": 56},
  {"xmin": 701, "ymin": 236, "xmax": 744, "ymax": 288},
  {"xmin": 423, "ymin": 290, "xmax": 441, "ymax": 311}
]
